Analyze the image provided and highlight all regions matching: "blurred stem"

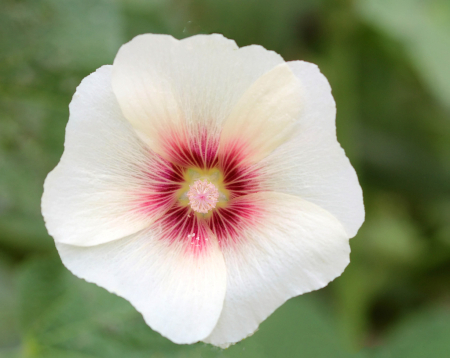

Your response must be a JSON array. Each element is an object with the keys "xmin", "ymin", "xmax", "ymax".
[
  {"xmin": 321, "ymin": 0, "xmax": 362, "ymax": 166},
  {"xmin": 321, "ymin": 0, "xmax": 371, "ymax": 350},
  {"xmin": 334, "ymin": 260, "xmax": 386, "ymax": 351}
]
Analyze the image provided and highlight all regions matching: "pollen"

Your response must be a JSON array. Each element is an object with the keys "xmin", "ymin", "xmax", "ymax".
[{"xmin": 187, "ymin": 179, "xmax": 220, "ymax": 214}]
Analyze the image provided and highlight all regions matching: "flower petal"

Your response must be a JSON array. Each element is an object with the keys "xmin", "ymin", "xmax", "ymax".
[
  {"xmin": 111, "ymin": 33, "xmax": 284, "ymax": 164},
  {"xmin": 219, "ymin": 63, "xmax": 303, "ymax": 164},
  {"xmin": 203, "ymin": 192, "xmax": 350, "ymax": 347},
  {"xmin": 259, "ymin": 61, "xmax": 364, "ymax": 237},
  {"xmin": 42, "ymin": 66, "xmax": 180, "ymax": 246},
  {"xmin": 56, "ymin": 223, "xmax": 227, "ymax": 344}
]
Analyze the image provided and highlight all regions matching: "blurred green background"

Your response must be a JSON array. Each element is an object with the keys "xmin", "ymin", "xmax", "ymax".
[{"xmin": 1, "ymin": 0, "xmax": 450, "ymax": 357}]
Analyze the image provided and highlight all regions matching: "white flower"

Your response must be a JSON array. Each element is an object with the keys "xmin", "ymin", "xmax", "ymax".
[{"xmin": 41, "ymin": 34, "xmax": 364, "ymax": 347}]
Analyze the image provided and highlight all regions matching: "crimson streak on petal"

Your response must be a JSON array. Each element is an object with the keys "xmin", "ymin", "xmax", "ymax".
[
  {"xmin": 218, "ymin": 142, "xmax": 263, "ymax": 200},
  {"xmin": 207, "ymin": 196, "xmax": 264, "ymax": 248},
  {"xmin": 162, "ymin": 129, "xmax": 219, "ymax": 169},
  {"xmin": 136, "ymin": 155, "xmax": 185, "ymax": 217},
  {"xmin": 138, "ymin": 129, "xmax": 266, "ymax": 252},
  {"xmin": 152, "ymin": 203, "xmax": 213, "ymax": 255}
]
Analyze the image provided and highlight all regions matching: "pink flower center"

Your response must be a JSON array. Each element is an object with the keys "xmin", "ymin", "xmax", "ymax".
[{"xmin": 187, "ymin": 179, "xmax": 219, "ymax": 214}]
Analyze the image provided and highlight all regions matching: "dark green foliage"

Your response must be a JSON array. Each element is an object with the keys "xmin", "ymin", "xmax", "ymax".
[{"xmin": 0, "ymin": 0, "xmax": 449, "ymax": 356}]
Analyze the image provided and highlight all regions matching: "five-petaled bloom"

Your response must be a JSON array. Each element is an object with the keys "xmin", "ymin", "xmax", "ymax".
[{"xmin": 42, "ymin": 33, "xmax": 364, "ymax": 347}]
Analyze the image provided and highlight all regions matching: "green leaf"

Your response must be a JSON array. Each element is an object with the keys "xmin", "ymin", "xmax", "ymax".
[
  {"xmin": 15, "ymin": 256, "xmax": 364, "ymax": 358},
  {"xmin": 17, "ymin": 256, "xmax": 189, "ymax": 358},
  {"xmin": 374, "ymin": 307, "xmax": 450, "ymax": 358},
  {"xmin": 0, "ymin": 0, "xmax": 124, "ymax": 72},
  {"xmin": 0, "ymin": 96, "xmax": 66, "ymax": 252},
  {"xmin": 0, "ymin": 255, "xmax": 20, "ymax": 352},
  {"xmin": 0, "ymin": 352, "xmax": 23, "ymax": 358},
  {"xmin": 356, "ymin": 0, "xmax": 450, "ymax": 109},
  {"xmin": 224, "ymin": 295, "xmax": 363, "ymax": 358},
  {"xmin": 171, "ymin": 0, "xmax": 322, "ymax": 55}
]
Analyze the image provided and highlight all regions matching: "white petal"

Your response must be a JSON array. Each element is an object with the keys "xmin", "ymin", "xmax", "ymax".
[
  {"xmin": 111, "ymin": 33, "xmax": 284, "ymax": 160},
  {"xmin": 259, "ymin": 61, "xmax": 364, "ymax": 237},
  {"xmin": 42, "ymin": 66, "xmax": 176, "ymax": 246},
  {"xmin": 203, "ymin": 192, "xmax": 350, "ymax": 347},
  {"xmin": 56, "ymin": 224, "xmax": 227, "ymax": 344},
  {"xmin": 219, "ymin": 63, "xmax": 303, "ymax": 164}
]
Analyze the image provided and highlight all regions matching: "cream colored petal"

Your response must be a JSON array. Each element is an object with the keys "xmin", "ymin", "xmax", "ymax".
[
  {"xmin": 57, "ymin": 223, "xmax": 227, "ymax": 344},
  {"xmin": 203, "ymin": 192, "xmax": 350, "ymax": 347},
  {"xmin": 259, "ymin": 61, "xmax": 364, "ymax": 237},
  {"xmin": 42, "ymin": 66, "xmax": 176, "ymax": 247},
  {"xmin": 111, "ymin": 33, "xmax": 284, "ymax": 162},
  {"xmin": 218, "ymin": 63, "xmax": 303, "ymax": 164}
]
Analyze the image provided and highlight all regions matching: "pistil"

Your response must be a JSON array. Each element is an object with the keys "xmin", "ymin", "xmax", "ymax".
[{"xmin": 187, "ymin": 179, "xmax": 219, "ymax": 213}]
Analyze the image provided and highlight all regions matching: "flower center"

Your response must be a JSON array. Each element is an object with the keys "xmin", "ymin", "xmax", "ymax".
[{"xmin": 187, "ymin": 179, "xmax": 219, "ymax": 214}]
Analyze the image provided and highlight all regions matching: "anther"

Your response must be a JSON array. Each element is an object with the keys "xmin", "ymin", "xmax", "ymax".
[{"xmin": 187, "ymin": 179, "xmax": 219, "ymax": 213}]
